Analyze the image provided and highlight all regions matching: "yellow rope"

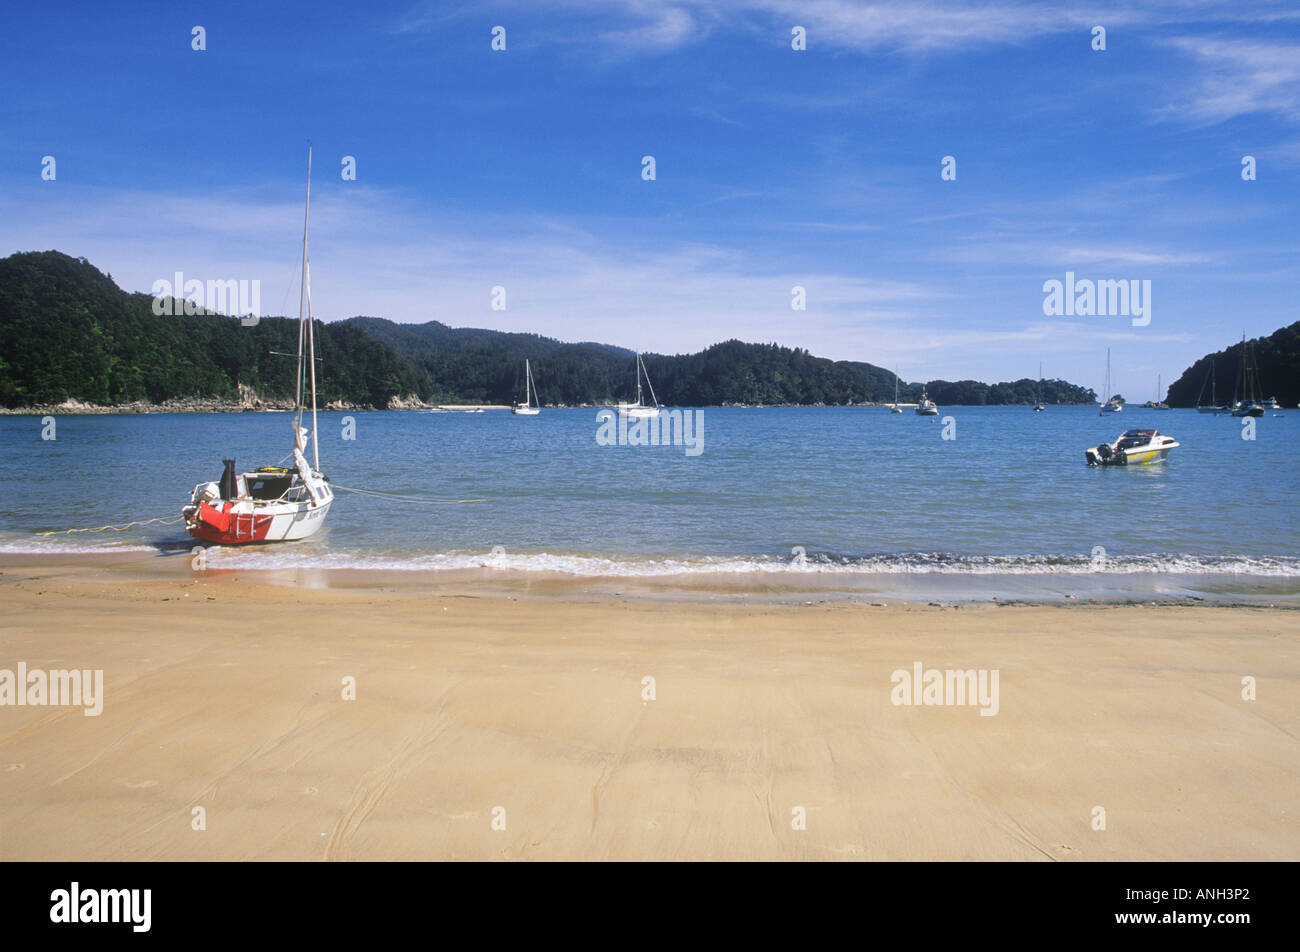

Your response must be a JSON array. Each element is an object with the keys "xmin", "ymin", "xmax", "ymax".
[{"xmin": 36, "ymin": 517, "xmax": 186, "ymax": 537}]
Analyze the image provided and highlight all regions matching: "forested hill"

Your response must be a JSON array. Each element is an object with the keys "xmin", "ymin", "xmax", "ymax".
[
  {"xmin": 0, "ymin": 251, "xmax": 428, "ymax": 408},
  {"xmin": 335, "ymin": 319, "xmax": 1097, "ymax": 406},
  {"xmin": 1, "ymin": 250, "xmax": 1099, "ymax": 408},
  {"xmin": 1165, "ymin": 322, "xmax": 1300, "ymax": 408}
]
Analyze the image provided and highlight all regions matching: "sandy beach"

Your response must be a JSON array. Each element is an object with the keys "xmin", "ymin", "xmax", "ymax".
[{"xmin": 0, "ymin": 561, "xmax": 1296, "ymax": 861}]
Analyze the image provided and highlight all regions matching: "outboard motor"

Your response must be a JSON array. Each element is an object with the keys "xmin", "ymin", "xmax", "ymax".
[
  {"xmin": 220, "ymin": 458, "xmax": 237, "ymax": 500},
  {"xmin": 1096, "ymin": 443, "xmax": 1112, "ymax": 462}
]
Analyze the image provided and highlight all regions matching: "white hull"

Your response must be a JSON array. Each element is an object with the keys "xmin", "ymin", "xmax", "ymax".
[
  {"xmin": 618, "ymin": 405, "xmax": 660, "ymax": 418},
  {"xmin": 185, "ymin": 484, "xmax": 333, "ymax": 544},
  {"xmin": 512, "ymin": 406, "xmax": 540, "ymax": 415}
]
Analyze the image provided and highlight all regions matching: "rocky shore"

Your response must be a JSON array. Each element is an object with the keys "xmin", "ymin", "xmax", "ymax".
[{"xmin": 0, "ymin": 387, "xmax": 435, "ymax": 414}]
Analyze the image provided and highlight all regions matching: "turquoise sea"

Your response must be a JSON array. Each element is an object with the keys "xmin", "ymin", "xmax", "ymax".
[{"xmin": 2, "ymin": 406, "xmax": 1296, "ymax": 602}]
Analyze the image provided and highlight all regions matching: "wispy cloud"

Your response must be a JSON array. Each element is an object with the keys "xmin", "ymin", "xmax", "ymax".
[{"xmin": 1159, "ymin": 36, "xmax": 1300, "ymax": 123}]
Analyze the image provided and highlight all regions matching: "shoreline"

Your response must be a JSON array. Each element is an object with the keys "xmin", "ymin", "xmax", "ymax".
[
  {"xmin": 1, "ymin": 565, "xmax": 1296, "ymax": 860},
  {"xmin": 1, "ymin": 402, "xmax": 1115, "ymax": 415},
  {"xmin": 3, "ymin": 550, "xmax": 1298, "ymax": 608}
]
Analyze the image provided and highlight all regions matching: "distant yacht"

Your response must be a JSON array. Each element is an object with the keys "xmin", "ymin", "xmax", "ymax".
[
  {"xmin": 1033, "ymin": 362, "xmax": 1045, "ymax": 411},
  {"xmin": 512, "ymin": 358, "xmax": 540, "ymax": 415},
  {"xmin": 1142, "ymin": 374, "xmax": 1171, "ymax": 410},
  {"xmin": 1230, "ymin": 334, "xmax": 1264, "ymax": 418},
  {"xmin": 617, "ymin": 353, "xmax": 660, "ymax": 418},
  {"xmin": 1195, "ymin": 359, "xmax": 1226, "ymax": 414},
  {"xmin": 1099, "ymin": 349, "xmax": 1122, "ymax": 414},
  {"xmin": 890, "ymin": 367, "xmax": 904, "ymax": 413},
  {"xmin": 915, "ymin": 388, "xmax": 938, "ymax": 415}
]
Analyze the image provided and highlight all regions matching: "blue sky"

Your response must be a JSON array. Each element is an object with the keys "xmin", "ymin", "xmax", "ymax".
[{"xmin": 2, "ymin": 0, "xmax": 1297, "ymax": 394}]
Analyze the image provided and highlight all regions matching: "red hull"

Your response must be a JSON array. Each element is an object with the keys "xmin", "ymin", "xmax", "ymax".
[{"xmin": 186, "ymin": 501, "xmax": 274, "ymax": 545}]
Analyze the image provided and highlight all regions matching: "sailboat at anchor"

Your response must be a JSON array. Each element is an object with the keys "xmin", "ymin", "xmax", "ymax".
[{"xmin": 512, "ymin": 358, "xmax": 540, "ymax": 415}]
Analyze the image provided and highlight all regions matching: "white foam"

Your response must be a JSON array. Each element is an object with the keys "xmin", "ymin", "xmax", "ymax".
[{"xmin": 199, "ymin": 548, "xmax": 1300, "ymax": 578}]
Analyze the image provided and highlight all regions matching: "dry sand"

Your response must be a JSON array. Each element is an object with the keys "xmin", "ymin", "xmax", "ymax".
[{"xmin": 1, "ymin": 564, "xmax": 1297, "ymax": 861}]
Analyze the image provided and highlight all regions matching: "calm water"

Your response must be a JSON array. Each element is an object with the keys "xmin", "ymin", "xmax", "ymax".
[{"xmin": 2, "ymin": 407, "xmax": 1297, "ymax": 599}]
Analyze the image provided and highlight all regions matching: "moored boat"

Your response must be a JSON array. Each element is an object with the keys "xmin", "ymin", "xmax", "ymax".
[
  {"xmin": 1085, "ymin": 429, "xmax": 1180, "ymax": 466},
  {"xmin": 617, "ymin": 353, "xmax": 661, "ymax": 418},
  {"xmin": 512, "ymin": 358, "xmax": 540, "ymax": 415}
]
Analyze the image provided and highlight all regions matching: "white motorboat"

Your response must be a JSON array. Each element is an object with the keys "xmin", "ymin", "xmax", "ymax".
[
  {"xmin": 182, "ymin": 148, "xmax": 333, "ymax": 544},
  {"xmin": 914, "ymin": 389, "xmax": 938, "ymax": 415},
  {"xmin": 512, "ymin": 358, "xmax": 540, "ymax": 415},
  {"xmin": 617, "ymin": 353, "xmax": 660, "ymax": 418},
  {"xmin": 1085, "ymin": 429, "xmax": 1180, "ymax": 467}
]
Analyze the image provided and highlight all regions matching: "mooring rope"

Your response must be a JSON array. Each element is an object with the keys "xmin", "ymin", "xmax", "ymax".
[
  {"xmin": 36, "ymin": 517, "xmax": 186, "ymax": 537},
  {"xmin": 33, "ymin": 484, "xmax": 484, "ymax": 537},
  {"xmin": 329, "ymin": 484, "xmax": 486, "ymax": 505}
]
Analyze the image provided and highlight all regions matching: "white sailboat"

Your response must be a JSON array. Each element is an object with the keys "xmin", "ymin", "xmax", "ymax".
[
  {"xmin": 1100, "ymin": 349, "xmax": 1122, "ymax": 414},
  {"xmin": 1230, "ymin": 334, "xmax": 1264, "ymax": 417},
  {"xmin": 617, "ymin": 353, "xmax": 660, "ymax": 418},
  {"xmin": 1033, "ymin": 362, "xmax": 1045, "ymax": 411},
  {"xmin": 512, "ymin": 358, "xmax": 540, "ymax": 415},
  {"xmin": 1195, "ymin": 359, "xmax": 1226, "ymax": 413},
  {"xmin": 181, "ymin": 148, "xmax": 333, "ymax": 544},
  {"xmin": 1142, "ymin": 373, "xmax": 1171, "ymax": 410},
  {"xmin": 890, "ymin": 367, "xmax": 903, "ymax": 412}
]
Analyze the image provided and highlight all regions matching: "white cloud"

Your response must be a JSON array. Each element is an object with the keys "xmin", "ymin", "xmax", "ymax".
[{"xmin": 1160, "ymin": 36, "xmax": 1300, "ymax": 123}]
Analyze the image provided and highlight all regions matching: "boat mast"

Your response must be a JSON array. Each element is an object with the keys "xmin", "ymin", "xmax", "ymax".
[
  {"xmin": 302, "ymin": 147, "xmax": 320, "ymax": 471},
  {"xmin": 641, "ymin": 354, "xmax": 660, "ymax": 408}
]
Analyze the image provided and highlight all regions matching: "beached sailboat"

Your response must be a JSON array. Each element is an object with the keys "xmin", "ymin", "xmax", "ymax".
[
  {"xmin": 512, "ymin": 358, "xmax": 540, "ymax": 415},
  {"xmin": 1099, "ymin": 349, "xmax": 1122, "ymax": 414},
  {"xmin": 617, "ymin": 353, "xmax": 660, "ymax": 418},
  {"xmin": 890, "ymin": 367, "xmax": 904, "ymax": 413},
  {"xmin": 181, "ymin": 148, "xmax": 334, "ymax": 544},
  {"xmin": 1231, "ymin": 335, "xmax": 1264, "ymax": 417},
  {"xmin": 1033, "ymin": 362, "xmax": 1045, "ymax": 411}
]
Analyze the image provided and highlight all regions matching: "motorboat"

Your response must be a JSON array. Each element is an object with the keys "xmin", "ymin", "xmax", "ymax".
[
  {"xmin": 914, "ymin": 390, "xmax": 938, "ymax": 415},
  {"xmin": 1085, "ymin": 429, "xmax": 1179, "ymax": 467}
]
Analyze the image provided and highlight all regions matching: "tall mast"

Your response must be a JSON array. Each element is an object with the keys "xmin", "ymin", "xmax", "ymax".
[
  {"xmin": 301, "ymin": 146, "xmax": 320, "ymax": 471},
  {"xmin": 636, "ymin": 354, "xmax": 643, "ymax": 405}
]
